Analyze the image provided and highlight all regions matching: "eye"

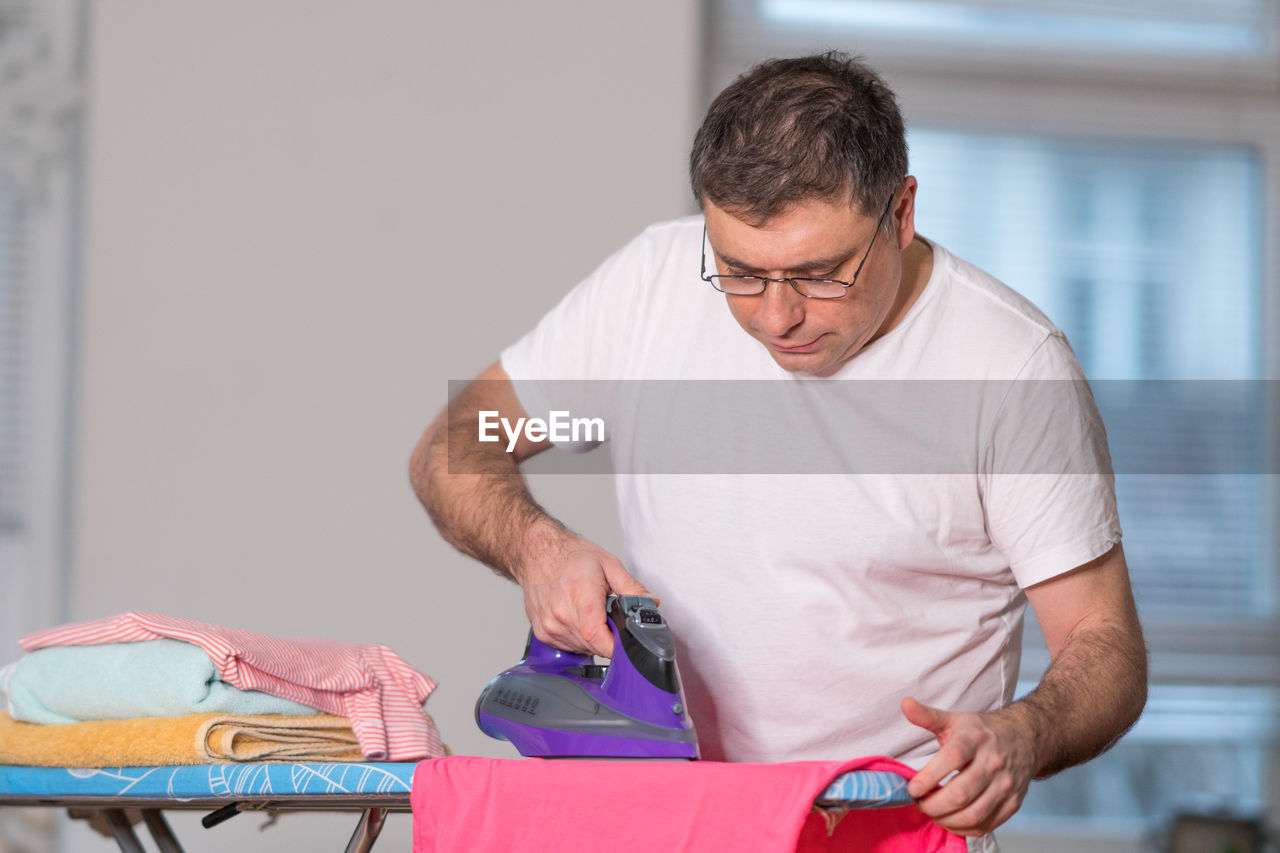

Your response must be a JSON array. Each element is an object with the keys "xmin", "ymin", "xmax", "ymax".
[{"xmin": 819, "ymin": 264, "xmax": 848, "ymax": 277}]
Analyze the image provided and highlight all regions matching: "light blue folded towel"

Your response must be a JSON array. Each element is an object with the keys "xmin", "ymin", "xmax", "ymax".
[{"xmin": 2, "ymin": 639, "xmax": 320, "ymax": 723}]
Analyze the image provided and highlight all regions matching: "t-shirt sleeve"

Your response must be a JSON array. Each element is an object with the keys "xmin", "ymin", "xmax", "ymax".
[
  {"xmin": 980, "ymin": 332, "xmax": 1123, "ymax": 588},
  {"xmin": 499, "ymin": 231, "xmax": 650, "ymax": 451}
]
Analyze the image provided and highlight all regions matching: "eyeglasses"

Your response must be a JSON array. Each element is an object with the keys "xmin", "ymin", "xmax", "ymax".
[{"xmin": 700, "ymin": 195, "xmax": 895, "ymax": 299}]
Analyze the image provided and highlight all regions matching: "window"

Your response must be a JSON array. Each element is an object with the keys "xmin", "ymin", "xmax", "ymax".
[
  {"xmin": 909, "ymin": 127, "xmax": 1277, "ymax": 826},
  {"xmin": 0, "ymin": 3, "xmax": 82, "ymax": 851},
  {"xmin": 909, "ymin": 131, "xmax": 1270, "ymax": 617},
  {"xmin": 0, "ymin": 0, "xmax": 82, "ymax": 677},
  {"xmin": 709, "ymin": 0, "xmax": 1280, "ymax": 839}
]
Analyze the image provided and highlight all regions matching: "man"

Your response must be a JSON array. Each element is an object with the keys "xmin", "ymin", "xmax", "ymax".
[{"xmin": 410, "ymin": 52, "xmax": 1147, "ymax": 845}]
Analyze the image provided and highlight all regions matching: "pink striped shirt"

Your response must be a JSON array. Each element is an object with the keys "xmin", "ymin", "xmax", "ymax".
[{"xmin": 22, "ymin": 612, "xmax": 444, "ymax": 761}]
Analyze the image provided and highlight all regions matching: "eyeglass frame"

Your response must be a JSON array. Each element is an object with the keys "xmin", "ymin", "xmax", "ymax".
[{"xmin": 699, "ymin": 194, "xmax": 896, "ymax": 299}]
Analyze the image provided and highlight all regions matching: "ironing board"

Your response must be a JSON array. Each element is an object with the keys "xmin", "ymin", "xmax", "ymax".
[
  {"xmin": 0, "ymin": 763, "xmax": 414, "ymax": 853},
  {"xmin": 0, "ymin": 763, "xmax": 912, "ymax": 852}
]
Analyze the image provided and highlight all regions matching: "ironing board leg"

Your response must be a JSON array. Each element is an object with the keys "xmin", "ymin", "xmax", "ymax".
[
  {"xmin": 342, "ymin": 807, "xmax": 388, "ymax": 853},
  {"xmin": 142, "ymin": 809, "xmax": 185, "ymax": 853},
  {"xmin": 102, "ymin": 809, "xmax": 147, "ymax": 853}
]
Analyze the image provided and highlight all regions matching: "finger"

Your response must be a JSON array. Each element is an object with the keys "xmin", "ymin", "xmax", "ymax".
[
  {"xmin": 911, "ymin": 727, "xmax": 977, "ymax": 799},
  {"xmin": 527, "ymin": 590, "xmax": 596, "ymax": 655},
  {"xmin": 917, "ymin": 759, "xmax": 994, "ymax": 821},
  {"xmin": 530, "ymin": 619, "xmax": 583, "ymax": 654},
  {"xmin": 601, "ymin": 559, "xmax": 654, "ymax": 602},
  {"xmin": 931, "ymin": 771, "xmax": 1015, "ymax": 837},
  {"xmin": 901, "ymin": 696, "xmax": 950, "ymax": 734},
  {"xmin": 984, "ymin": 793, "xmax": 1023, "ymax": 835},
  {"xmin": 574, "ymin": 591, "xmax": 614, "ymax": 658},
  {"xmin": 528, "ymin": 601, "xmax": 572, "ymax": 643},
  {"xmin": 908, "ymin": 739, "xmax": 973, "ymax": 799},
  {"xmin": 902, "ymin": 698, "xmax": 960, "ymax": 798},
  {"xmin": 580, "ymin": 617, "xmax": 614, "ymax": 659}
]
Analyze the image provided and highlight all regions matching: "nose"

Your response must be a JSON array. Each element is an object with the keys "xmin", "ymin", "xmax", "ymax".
[{"xmin": 756, "ymin": 279, "xmax": 806, "ymax": 337}]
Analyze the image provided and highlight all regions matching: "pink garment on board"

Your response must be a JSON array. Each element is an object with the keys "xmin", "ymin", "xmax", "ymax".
[
  {"xmin": 411, "ymin": 754, "xmax": 965, "ymax": 852},
  {"xmin": 21, "ymin": 612, "xmax": 444, "ymax": 761}
]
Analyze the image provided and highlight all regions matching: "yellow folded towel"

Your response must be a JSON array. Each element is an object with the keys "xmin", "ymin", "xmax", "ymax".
[
  {"xmin": 198, "ymin": 715, "xmax": 361, "ymax": 762},
  {"xmin": 0, "ymin": 712, "xmax": 362, "ymax": 767}
]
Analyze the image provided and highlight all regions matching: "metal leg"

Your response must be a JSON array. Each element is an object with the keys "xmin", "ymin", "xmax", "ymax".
[
  {"xmin": 102, "ymin": 809, "xmax": 146, "ymax": 853},
  {"xmin": 342, "ymin": 807, "xmax": 388, "ymax": 853},
  {"xmin": 142, "ymin": 809, "xmax": 185, "ymax": 853},
  {"xmin": 201, "ymin": 802, "xmax": 242, "ymax": 828}
]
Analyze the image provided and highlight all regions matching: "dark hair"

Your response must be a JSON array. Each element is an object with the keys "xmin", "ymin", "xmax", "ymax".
[{"xmin": 690, "ymin": 51, "xmax": 907, "ymax": 225}]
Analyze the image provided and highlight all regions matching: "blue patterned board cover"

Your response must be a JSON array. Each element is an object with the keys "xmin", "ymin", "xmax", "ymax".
[
  {"xmin": 0, "ymin": 763, "xmax": 416, "ymax": 800},
  {"xmin": 816, "ymin": 770, "xmax": 913, "ymax": 808},
  {"xmin": 0, "ymin": 765, "xmax": 910, "ymax": 808}
]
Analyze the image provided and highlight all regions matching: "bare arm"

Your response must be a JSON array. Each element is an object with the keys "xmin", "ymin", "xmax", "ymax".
[
  {"xmin": 903, "ymin": 543, "xmax": 1148, "ymax": 836},
  {"xmin": 409, "ymin": 360, "xmax": 557, "ymax": 574},
  {"xmin": 1006, "ymin": 543, "xmax": 1148, "ymax": 775},
  {"xmin": 409, "ymin": 360, "xmax": 649, "ymax": 656}
]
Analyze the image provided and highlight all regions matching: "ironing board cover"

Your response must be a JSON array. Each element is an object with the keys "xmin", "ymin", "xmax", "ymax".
[
  {"xmin": 0, "ymin": 763, "xmax": 415, "ymax": 800},
  {"xmin": 0, "ymin": 764, "xmax": 909, "ymax": 806}
]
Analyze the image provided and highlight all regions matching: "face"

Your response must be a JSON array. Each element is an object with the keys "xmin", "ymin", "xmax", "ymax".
[{"xmin": 704, "ymin": 179, "xmax": 918, "ymax": 377}]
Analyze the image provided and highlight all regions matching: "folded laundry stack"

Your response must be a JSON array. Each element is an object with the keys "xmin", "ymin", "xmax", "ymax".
[{"xmin": 0, "ymin": 612, "xmax": 445, "ymax": 766}]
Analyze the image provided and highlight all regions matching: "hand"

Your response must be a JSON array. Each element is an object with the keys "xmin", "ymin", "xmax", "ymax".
[
  {"xmin": 513, "ymin": 524, "xmax": 653, "ymax": 659},
  {"xmin": 901, "ymin": 696, "xmax": 1038, "ymax": 837}
]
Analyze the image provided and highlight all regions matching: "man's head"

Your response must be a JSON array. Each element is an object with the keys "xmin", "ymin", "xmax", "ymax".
[
  {"xmin": 690, "ymin": 51, "xmax": 907, "ymax": 226},
  {"xmin": 691, "ymin": 52, "xmax": 921, "ymax": 377}
]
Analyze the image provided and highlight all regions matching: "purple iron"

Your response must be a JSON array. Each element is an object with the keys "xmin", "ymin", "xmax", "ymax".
[{"xmin": 475, "ymin": 594, "xmax": 699, "ymax": 759}]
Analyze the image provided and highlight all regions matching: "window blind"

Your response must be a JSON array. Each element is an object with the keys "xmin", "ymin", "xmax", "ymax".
[
  {"xmin": 907, "ymin": 129, "xmax": 1269, "ymax": 618},
  {"xmin": 0, "ymin": 7, "xmax": 77, "ymax": 853},
  {"xmin": 0, "ymin": 0, "xmax": 34, "ymax": 543},
  {"xmin": 0, "ymin": 0, "xmax": 81, "ymax": 650},
  {"xmin": 0, "ymin": 184, "xmax": 23, "ymax": 537}
]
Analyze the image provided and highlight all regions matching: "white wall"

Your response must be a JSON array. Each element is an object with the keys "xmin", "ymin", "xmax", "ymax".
[{"xmin": 69, "ymin": 3, "xmax": 700, "ymax": 850}]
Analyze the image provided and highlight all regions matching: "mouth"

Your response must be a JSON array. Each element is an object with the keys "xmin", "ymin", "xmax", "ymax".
[{"xmin": 769, "ymin": 335, "xmax": 823, "ymax": 353}]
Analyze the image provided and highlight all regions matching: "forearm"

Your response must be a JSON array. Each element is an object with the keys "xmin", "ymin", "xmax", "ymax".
[
  {"xmin": 411, "ymin": 406, "xmax": 647, "ymax": 657},
  {"xmin": 409, "ymin": 412, "xmax": 564, "ymax": 581},
  {"xmin": 906, "ymin": 548, "xmax": 1147, "ymax": 834},
  {"xmin": 997, "ymin": 617, "xmax": 1148, "ymax": 778}
]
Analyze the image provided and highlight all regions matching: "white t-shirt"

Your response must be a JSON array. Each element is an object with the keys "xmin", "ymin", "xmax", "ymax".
[{"xmin": 501, "ymin": 215, "xmax": 1120, "ymax": 768}]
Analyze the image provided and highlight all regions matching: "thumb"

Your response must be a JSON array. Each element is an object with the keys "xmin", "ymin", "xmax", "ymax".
[
  {"xmin": 602, "ymin": 560, "xmax": 657, "ymax": 604},
  {"xmin": 901, "ymin": 696, "xmax": 951, "ymax": 735}
]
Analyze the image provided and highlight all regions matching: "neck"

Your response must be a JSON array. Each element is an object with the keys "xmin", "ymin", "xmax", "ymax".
[
  {"xmin": 901, "ymin": 236, "xmax": 932, "ymax": 304},
  {"xmin": 871, "ymin": 236, "xmax": 933, "ymax": 344}
]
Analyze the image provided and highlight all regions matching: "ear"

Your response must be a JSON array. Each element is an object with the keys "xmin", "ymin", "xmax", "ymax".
[{"xmin": 892, "ymin": 176, "xmax": 919, "ymax": 250}]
